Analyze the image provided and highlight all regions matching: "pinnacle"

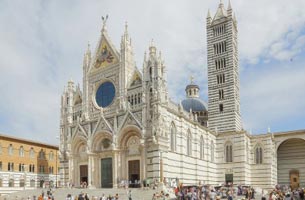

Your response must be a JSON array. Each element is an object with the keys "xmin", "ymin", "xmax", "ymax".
[
  {"xmin": 207, "ymin": 9, "xmax": 211, "ymax": 18},
  {"xmin": 86, "ymin": 42, "xmax": 91, "ymax": 53},
  {"xmin": 219, "ymin": 0, "xmax": 224, "ymax": 7},
  {"xmin": 124, "ymin": 21, "xmax": 128, "ymax": 35},
  {"xmin": 228, "ymin": 0, "xmax": 232, "ymax": 10},
  {"xmin": 150, "ymin": 39, "xmax": 154, "ymax": 47},
  {"xmin": 101, "ymin": 15, "xmax": 109, "ymax": 33}
]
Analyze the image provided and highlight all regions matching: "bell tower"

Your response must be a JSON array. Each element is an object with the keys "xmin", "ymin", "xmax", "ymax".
[{"xmin": 207, "ymin": 0, "xmax": 242, "ymax": 133}]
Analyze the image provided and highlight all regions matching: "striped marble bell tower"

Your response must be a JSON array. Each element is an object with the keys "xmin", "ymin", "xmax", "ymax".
[{"xmin": 206, "ymin": 0, "xmax": 242, "ymax": 133}]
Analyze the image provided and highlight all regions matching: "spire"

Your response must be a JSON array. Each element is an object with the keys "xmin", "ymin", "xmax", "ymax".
[
  {"xmin": 207, "ymin": 9, "xmax": 211, "ymax": 18},
  {"xmin": 149, "ymin": 39, "xmax": 157, "ymax": 56},
  {"xmin": 213, "ymin": 0, "xmax": 227, "ymax": 21},
  {"xmin": 67, "ymin": 78, "xmax": 75, "ymax": 91},
  {"xmin": 86, "ymin": 42, "xmax": 91, "ymax": 55},
  {"xmin": 124, "ymin": 21, "xmax": 128, "ymax": 36},
  {"xmin": 101, "ymin": 15, "xmax": 109, "ymax": 33},
  {"xmin": 219, "ymin": 0, "xmax": 224, "ymax": 8},
  {"xmin": 228, "ymin": 0, "xmax": 232, "ymax": 10}
]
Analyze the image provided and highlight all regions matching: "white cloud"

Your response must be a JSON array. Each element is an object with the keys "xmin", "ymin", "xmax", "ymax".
[
  {"xmin": 0, "ymin": 0, "xmax": 304, "ymax": 144},
  {"xmin": 241, "ymin": 58, "xmax": 305, "ymax": 133}
]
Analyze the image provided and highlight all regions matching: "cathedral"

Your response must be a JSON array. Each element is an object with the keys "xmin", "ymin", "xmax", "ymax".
[{"xmin": 59, "ymin": 1, "xmax": 305, "ymax": 190}]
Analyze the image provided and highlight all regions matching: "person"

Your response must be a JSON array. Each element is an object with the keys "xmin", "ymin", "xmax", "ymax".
[
  {"xmin": 128, "ymin": 190, "xmax": 132, "ymax": 200},
  {"xmin": 100, "ymin": 194, "xmax": 106, "ymax": 200}
]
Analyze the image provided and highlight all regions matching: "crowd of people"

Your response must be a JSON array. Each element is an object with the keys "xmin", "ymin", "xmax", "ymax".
[
  {"xmin": 151, "ymin": 190, "xmax": 171, "ymax": 200},
  {"xmin": 65, "ymin": 191, "xmax": 120, "ymax": 200},
  {"xmin": 173, "ymin": 184, "xmax": 234, "ymax": 200},
  {"xmin": 266, "ymin": 185, "xmax": 305, "ymax": 200}
]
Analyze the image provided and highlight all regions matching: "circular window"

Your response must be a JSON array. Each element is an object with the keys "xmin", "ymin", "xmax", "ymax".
[{"xmin": 95, "ymin": 81, "xmax": 115, "ymax": 108}]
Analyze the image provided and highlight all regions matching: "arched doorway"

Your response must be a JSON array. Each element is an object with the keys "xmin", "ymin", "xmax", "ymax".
[
  {"xmin": 118, "ymin": 127, "xmax": 143, "ymax": 188},
  {"xmin": 277, "ymin": 138, "xmax": 305, "ymax": 188}
]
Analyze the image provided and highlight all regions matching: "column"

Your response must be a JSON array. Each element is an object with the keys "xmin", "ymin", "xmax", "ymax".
[
  {"xmin": 112, "ymin": 152, "xmax": 118, "ymax": 188},
  {"xmin": 141, "ymin": 144, "xmax": 146, "ymax": 182},
  {"xmin": 68, "ymin": 154, "xmax": 74, "ymax": 186},
  {"xmin": 88, "ymin": 153, "xmax": 96, "ymax": 188}
]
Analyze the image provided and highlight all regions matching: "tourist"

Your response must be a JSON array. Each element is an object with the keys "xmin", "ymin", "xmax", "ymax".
[{"xmin": 128, "ymin": 190, "xmax": 132, "ymax": 200}]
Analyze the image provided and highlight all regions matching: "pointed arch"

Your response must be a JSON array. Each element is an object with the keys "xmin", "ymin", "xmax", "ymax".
[
  {"xmin": 225, "ymin": 141, "xmax": 233, "ymax": 162},
  {"xmin": 211, "ymin": 140, "xmax": 215, "ymax": 162},
  {"xmin": 91, "ymin": 131, "xmax": 113, "ymax": 152},
  {"xmin": 19, "ymin": 146, "xmax": 24, "ymax": 157},
  {"xmin": 187, "ymin": 130, "xmax": 192, "ymax": 156},
  {"xmin": 170, "ymin": 122, "xmax": 177, "ymax": 152},
  {"xmin": 200, "ymin": 135, "xmax": 204, "ymax": 160},
  {"xmin": 254, "ymin": 143, "xmax": 263, "ymax": 164}
]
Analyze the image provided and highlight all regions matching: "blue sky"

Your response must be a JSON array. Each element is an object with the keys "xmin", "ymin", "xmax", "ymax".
[{"xmin": 0, "ymin": 0, "xmax": 305, "ymax": 145}]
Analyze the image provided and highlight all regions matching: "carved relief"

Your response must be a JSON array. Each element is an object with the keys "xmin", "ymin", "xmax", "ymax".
[
  {"xmin": 78, "ymin": 144, "xmax": 88, "ymax": 162},
  {"xmin": 127, "ymin": 136, "xmax": 140, "ymax": 155}
]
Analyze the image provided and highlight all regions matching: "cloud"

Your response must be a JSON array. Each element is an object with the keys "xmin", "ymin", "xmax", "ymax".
[
  {"xmin": 0, "ymin": 0, "xmax": 304, "ymax": 145},
  {"xmin": 241, "ymin": 57, "xmax": 305, "ymax": 133}
]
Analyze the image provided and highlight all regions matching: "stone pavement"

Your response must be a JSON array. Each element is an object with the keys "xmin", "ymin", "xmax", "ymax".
[
  {"xmin": 0, "ymin": 187, "xmax": 168, "ymax": 200},
  {"xmin": 0, "ymin": 187, "xmax": 264, "ymax": 200}
]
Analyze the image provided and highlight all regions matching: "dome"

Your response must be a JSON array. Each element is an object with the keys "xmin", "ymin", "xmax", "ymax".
[{"xmin": 181, "ymin": 98, "xmax": 208, "ymax": 112}]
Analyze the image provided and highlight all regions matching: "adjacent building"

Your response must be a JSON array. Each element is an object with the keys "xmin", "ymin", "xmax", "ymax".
[{"xmin": 0, "ymin": 133, "xmax": 59, "ymax": 193}]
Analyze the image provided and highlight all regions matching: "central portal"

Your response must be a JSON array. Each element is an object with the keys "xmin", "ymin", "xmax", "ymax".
[
  {"xmin": 101, "ymin": 158, "xmax": 113, "ymax": 188},
  {"xmin": 128, "ymin": 160, "xmax": 140, "ymax": 188}
]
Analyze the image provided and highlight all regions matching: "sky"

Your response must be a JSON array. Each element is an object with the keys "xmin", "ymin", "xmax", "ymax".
[{"xmin": 0, "ymin": 0, "xmax": 305, "ymax": 145}]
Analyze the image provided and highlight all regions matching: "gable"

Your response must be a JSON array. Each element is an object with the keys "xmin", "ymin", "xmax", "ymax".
[
  {"xmin": 92, "ymin": 115, "xmax": 113, "ymax": 135},
  {"xmin": 89, "ymin": 33, "xmax": 120, "ymax": 74},
  {"xmin": 129, "ymin": 70, "xmax": 142, "ymax": 87},
  {"xmin": 118, "ymin": 110, "xmax": 143, "ymax": 132}
]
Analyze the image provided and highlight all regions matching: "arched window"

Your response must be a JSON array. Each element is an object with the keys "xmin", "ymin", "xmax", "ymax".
[
  {"xmin": 9, "ymin": 179, "xmax": 14, "ymax": 187},
  {"xmin": 149, "ymin": 67, "xmax": 152, "ymax": 80},
  {"xmin": 8, "ymin": 162, "xmax": 14, "ymax": 171},
  {"xmin": 19, "ymin": 146, "xmax": 24, "ymax": 157},
  {"xmin": 8, "ymin": 144, "xmax": 13, "ymax": 155},
  {"xmin": 19, "ymin": 179, "xmax": 25, "ymax": 187},
  {"xmin": 255, "ymin": 146, "xmax": 263, "ymax": 164},
  {"xmin": 225, "ymin": 142, "xmax": 233, "ymax": 162},
  {"xmin": 187, "ymin": 131, "xmax": 192, "ymax": 156},
  {"xmin": 49, "ymin": 151, "xmax": 54, "ymax": 161},
  {"xmin": 170, "ymin": 123, "xmax": 176, "ymax": 152},
  {"xmin": 30, "ymin": 179, "xmax": 35, "ymax": 187},
  {"xmin": 30, "ymin": 147, "xmax": 35, "ymax": 158},
  {"xmin": 211, "ymin": 141, "xmax": 214, "ymax": 162},
  {"xmin": 39, "ymin": 149, "xmax": 45, "ymax": 160},
  {"xmin": 200, "ymin": 136, "xmax": 204, "ymax": 159}
]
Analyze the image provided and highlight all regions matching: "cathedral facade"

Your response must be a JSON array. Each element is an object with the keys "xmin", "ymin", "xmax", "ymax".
[{"xmin": 59, "ymin": 1, "xmax": 305, "ymax": 190}]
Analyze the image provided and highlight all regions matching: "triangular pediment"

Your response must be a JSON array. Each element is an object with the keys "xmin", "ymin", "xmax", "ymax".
[
  {"xmin": 213, "ymin": 4, "xmax": 227, "ymax": 22},
  {"xmin": 92, "ymin": 115, "xmax": 113, "ymax": 134},
  {"xmin": 89, "ymin": 30, "xmax": 120, "ymax": 74},
  {"xmin": 71, "ymin": 123, "xmax": 88, "ymax": 142},
  {"xmin": 73, "ymin": 86, "xmax": 82, "ymax": 105},
  {"xmin": 118, "ymin": 110, "xmax": 143, "ymax": 131},
  {"xmin": 129, "ymin": 69, "xmax": 142, "ymax": 87}
]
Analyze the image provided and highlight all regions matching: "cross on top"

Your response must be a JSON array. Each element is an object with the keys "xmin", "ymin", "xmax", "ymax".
[
  {"xmin": 190, "ymin": 75, "xmax": 194, "ymax": 84},
  {"xmin": 102, "ymin": 15, "xmax": 109, "ymax": 30}
]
